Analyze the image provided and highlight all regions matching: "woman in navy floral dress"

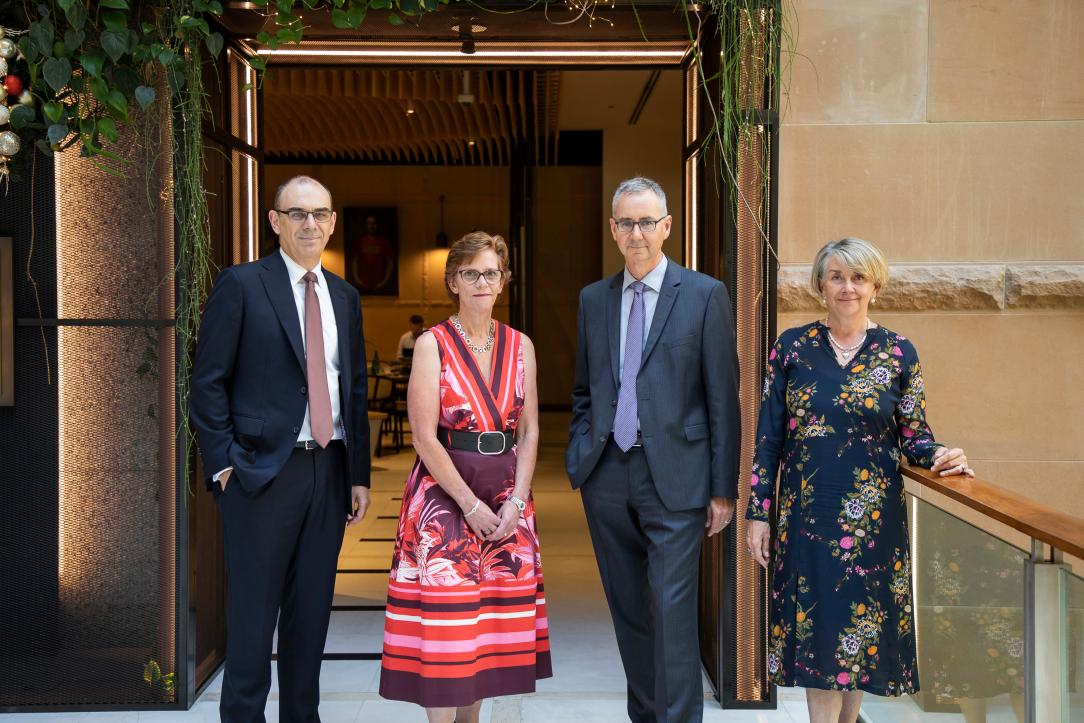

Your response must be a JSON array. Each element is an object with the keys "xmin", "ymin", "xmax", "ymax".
[{"xmin": 745, "ymin": 238, "xmax": 974, "ymax": 723}]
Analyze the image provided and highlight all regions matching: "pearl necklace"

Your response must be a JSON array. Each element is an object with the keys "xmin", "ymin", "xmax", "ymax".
[
  {"xmin": 451, "ymin": 315, "xmax": 494, "ymax": 354},
  {"xmin": 826, "ymin": 318, "xmax": 872, "ymax": 361}
]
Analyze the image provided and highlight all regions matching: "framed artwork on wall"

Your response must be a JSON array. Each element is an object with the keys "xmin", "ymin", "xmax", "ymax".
[{"xmin": 343, "ymin": 206, "xmax": 399, "ymax": 296}]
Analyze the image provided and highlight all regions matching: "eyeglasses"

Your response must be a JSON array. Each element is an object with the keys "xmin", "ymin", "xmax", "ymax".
[
  {"xmin": 458, "ymin": 268, "xmax": 502, "ymax": 285},
  {"xmin": 275, "ymin": 207, "xmax": 333, "ymax": 223},
  {"xmin": 613, "ymin": 215, "xmax": 668, "ymax": 234}
]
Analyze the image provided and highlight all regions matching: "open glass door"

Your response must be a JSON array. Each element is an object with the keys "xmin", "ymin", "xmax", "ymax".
[{"xmin": 180, "ymin": 43, "xmax": 262, "ymax": 705}]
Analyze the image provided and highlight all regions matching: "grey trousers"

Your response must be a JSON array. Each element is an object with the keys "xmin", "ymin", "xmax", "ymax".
[{"xmin": 581, "ymin": 440, "xmax": 708, "ymax": 723}]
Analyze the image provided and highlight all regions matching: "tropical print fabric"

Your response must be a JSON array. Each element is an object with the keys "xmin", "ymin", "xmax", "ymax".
[
  {"xmin": 746, "ymin": 321, "xmax": 942, "ymax": 696},
  {"xmin": 379, "ymin": 320, "xmax": 552, "ymax": 707}
]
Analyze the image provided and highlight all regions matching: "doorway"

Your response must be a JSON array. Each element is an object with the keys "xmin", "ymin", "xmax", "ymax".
[{"xmin": 184, "ymin": 3, "xmax": 774, "ymax": 711}]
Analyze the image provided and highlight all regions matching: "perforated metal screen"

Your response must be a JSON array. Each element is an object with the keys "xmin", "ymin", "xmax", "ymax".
[{"xmin": 0, "ymin": 107, "xmax": 176, "ymax": 708}]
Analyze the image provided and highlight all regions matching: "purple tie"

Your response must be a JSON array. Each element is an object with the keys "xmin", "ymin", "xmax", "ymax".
[{"xmin": 614, "ymin": 281, "xmax": 645, "ymax": 452}]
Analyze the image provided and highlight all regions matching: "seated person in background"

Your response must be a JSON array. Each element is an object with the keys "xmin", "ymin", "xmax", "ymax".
[{"xmin": 397, "ymin": 314, "xmax": 425, "ymax": 360}]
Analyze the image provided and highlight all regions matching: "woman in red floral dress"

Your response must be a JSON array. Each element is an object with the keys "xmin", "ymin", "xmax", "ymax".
[{"xmin": 379, "ymin": 231, "xmax": 551, "ymax": 723}]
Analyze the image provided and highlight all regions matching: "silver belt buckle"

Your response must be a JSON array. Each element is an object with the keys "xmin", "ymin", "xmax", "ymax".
[{"xmin": 476, "ymin": 431, "xmax": 507, "ymax": 456}]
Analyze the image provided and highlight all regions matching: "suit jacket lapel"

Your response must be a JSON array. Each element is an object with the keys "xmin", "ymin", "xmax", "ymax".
[
  {"xmin": 606, "ymin": 272, "xmax": 623, "ymax": 388},
  {"xmin": 640, "ymin": 261, "xmax": 682, "ymax": 368},
  {"xmin": 330, "ymin": 278, "xmax": 352, "ymax": 404},
  {"xmin": 259, "ymin": 252, "xmax": 306, "ymax": 371}
]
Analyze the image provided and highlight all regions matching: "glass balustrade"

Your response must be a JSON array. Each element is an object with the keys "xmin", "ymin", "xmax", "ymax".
[
  {"xmin": 1070, "ymin": 569, "xmax": 1084, "ymax": 721},
  {"xmin": 860, "ymin": 493, "xmax": 1030, "ymax": 722}
]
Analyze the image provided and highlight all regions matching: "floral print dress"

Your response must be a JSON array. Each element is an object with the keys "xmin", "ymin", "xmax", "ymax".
[
  {"xmin": 379, "ymin": 319, "xmax": 552, "ymax": 708},
  {"xmin": 746, "ymin": 321, "xmax": 942, "ymax": 696}
]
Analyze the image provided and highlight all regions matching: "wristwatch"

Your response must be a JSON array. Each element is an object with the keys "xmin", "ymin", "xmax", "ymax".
[{"xmin": 508, "ymin": 495, "xmax": 527, "ymax": 513}]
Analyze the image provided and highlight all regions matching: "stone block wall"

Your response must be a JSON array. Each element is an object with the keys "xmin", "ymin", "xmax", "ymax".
[{"xmin": 777, "ymin": 0, "xmax": 1084, "ymax": 517}]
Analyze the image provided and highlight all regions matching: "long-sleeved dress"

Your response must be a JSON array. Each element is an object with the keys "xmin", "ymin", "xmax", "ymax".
[{"xmin": 746, "ymin": 321, "xmax": 942, "ymax": 696}]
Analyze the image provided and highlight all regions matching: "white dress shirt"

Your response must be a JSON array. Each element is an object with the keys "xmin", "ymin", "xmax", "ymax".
[
  {"xmin": 397, "ymin": 330, "xmax": 418, "ymax": 359},
  {"xmin": 279, "ymin": 248, "xmax": 344, "ymax": 443},
  {"xmin": 618, "ymin": 254, "xmax": 669, "ymax": 374}
]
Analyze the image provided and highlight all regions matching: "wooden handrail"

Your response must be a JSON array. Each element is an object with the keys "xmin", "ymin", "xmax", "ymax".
[{"xmin": 902, "ymin": 464, "xmax": 1084, "ymax": 561}]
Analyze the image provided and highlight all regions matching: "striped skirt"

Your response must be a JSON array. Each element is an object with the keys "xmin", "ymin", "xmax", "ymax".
[{"xmin": 379, "ymin": 450, "xmax": 552, "ymax": 707}]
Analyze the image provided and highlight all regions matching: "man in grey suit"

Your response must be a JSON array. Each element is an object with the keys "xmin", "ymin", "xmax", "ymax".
[{"xmin": 566, "ymin": 177, "xmax": 741, "ymax": 722}]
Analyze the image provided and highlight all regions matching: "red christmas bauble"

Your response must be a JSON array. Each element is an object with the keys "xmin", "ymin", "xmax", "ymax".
[{"xmin": 3, "ymin": 75, "xmax": 22, "ymax": 96}]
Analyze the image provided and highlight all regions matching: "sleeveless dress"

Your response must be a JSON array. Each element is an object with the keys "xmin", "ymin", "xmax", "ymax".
[{"xmin": 379, "ymin": 319, "xmax": 552, "ymax": 707}]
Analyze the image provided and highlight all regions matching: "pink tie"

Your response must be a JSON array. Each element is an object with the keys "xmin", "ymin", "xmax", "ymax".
[{"xmin": 303, "ymin": 272, "xmax": 334, "ymax": 448}]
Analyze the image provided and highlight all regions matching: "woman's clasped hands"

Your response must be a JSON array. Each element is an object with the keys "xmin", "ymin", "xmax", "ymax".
[{"xmin": 462, "ymin": 497, "xmax": 520, "ymax": 542}]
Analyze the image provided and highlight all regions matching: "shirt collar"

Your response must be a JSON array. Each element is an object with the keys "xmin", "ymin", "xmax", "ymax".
[
  {"xmin": 280, "ymin": 248, "xmax": 324, "ymax": 287},
  {"xmin": 623, "ymin": 255, "xmax": 668, "ymax": 294}
]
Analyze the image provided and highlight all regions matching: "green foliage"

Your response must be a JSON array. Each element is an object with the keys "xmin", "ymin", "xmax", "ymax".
[
  {"xmin": 12, "ymin": 1, "xmax": 224, "ymax": 165},
  {"xmin": 248, "ymin": 0, "xmax": 452, "ymax": 54},
  {"xmin": 692, "ymin": 0, "xmax": 786, "ymax": 249},
  {"xmin": 9, "ymin": 1, "xmax": 457, "ymax": 166},
  {"xmin": 173, "ymin": 25, "xmax": 215, "ymax": 500},
  {"xmin": 143, "ymin": 659, "xmax": 176, "ymax": 700}
]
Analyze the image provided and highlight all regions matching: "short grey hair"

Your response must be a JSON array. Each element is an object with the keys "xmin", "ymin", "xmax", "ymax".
[
  {"xmin": 273, "ymin": 175, "xmax": 333, "ymax": 210},
  {"xmin": 810, "ymin": 237, "xmax": 889, "ymax": 295},
  {"xmin": 611, "ymin": 176, "xmax": 668, "ymax": 217}
]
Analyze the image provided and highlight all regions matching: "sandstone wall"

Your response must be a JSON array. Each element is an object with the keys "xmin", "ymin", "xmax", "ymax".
[{"xmin": 777, "ymin": 0, "xmax": 1084, "ymax": 517}]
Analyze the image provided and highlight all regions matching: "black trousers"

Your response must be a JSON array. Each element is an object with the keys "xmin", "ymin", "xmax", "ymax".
[
  {"xmin": 581, "ymin": 441, "xmax": 708, "ymax": 723},
  {"xmin": 216, "ymin": 442, "xmax": 347, "ymax": 723}
]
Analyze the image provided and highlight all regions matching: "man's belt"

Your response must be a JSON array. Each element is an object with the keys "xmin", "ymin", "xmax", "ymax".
[
  {"xmin": 437, "ymin": 427, "xmax": 515, "ymax": 456},
  {"xmin": 295, "ymin": 439, "xmax": 344, "ymax": 450}
]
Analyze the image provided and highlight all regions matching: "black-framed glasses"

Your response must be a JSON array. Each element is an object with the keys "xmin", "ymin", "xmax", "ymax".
[
  {"xmin": 613, "ymin": 215, "xmax": 669, "ymax": 234},
  {"xmin": 458, "ymin": 268, "xmax": 502, "ymax": 284},
  {"xmin": 275, "ymin": 207, "xmax": 333, "ymax": 223}
]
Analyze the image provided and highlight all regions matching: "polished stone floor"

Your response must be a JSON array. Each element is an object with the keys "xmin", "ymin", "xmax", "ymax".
[{"xmin": 2, "ymin": 413, "xmax": 994, "ymax": 722}]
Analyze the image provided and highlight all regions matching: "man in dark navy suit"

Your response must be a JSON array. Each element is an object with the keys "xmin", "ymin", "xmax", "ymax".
[
  {"xmin": 191, "ymin": 175, "xmax": 370, "ymax": 723},
  {"xmin": 567, "ymin": 177, "xmax": 741, "ymax": 722}
]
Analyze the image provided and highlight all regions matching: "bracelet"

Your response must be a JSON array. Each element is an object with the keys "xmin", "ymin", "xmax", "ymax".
[{"xmin": 463, "ymin": 499, "xmax": 481, "ymax": 518}]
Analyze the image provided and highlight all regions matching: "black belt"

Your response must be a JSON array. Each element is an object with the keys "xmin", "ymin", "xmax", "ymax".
[
  {"xmin": 294, "ymin": 439, "xmax": 344, "ymax": 450},
  {"xmin": 437, "ymin": 427, "xmax": 515, "ymax": 455}
]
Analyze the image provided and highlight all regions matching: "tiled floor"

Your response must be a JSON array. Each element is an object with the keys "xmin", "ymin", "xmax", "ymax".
[{"xmin": 2, "ymin": 414, "xmax": 981, "ymax": 722}]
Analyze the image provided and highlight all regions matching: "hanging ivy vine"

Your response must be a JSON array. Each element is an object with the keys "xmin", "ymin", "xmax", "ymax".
[{"xmin": 688, "ymin": 0, "xmax": 785, "ymax": 251}]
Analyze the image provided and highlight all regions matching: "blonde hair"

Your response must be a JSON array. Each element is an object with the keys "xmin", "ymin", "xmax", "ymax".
[
  {"xmin": 810, "ymin": 237, "xmax": 889, "ymax": 296},
  {"xmin": 444, "ymin": 231, "xmax": 512, "ymax": 303}
]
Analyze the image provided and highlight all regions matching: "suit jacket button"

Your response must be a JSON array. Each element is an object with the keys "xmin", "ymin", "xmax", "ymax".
[
  {"xmin": 293, "ymin": 426, "xmax": 300, "ymax": 434},
  {"xmin": 599, "ymin": 435, "xmax": 606, "ymax": 442},
  {"xmin": 611, "ymin": 400, "xmax": 617, "ymax": 406},
  {"xmin": 300, "ymin": 386, "xmax": 307, "ymax": 395}
]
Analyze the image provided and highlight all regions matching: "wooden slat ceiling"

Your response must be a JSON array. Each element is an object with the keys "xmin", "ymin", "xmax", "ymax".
[{"xmin": 263, "ymin": 68, "xmax": 561, "ymax": 165}]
